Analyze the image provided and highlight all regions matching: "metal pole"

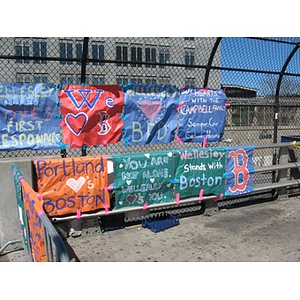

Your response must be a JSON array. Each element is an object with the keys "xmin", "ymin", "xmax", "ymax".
[
  {"xmin": 0, "ymin": 240, "xmax": 23, "ymax": 255},
  {"xmin": 273, "ymin": 44, "xmax": 300, "ymax": 144},
  {"xmin": 203, "ymin": 37, "xmax": 222, "ymax": 88},
  {"xmin": 81, "ymin": 37, "xmax": 89, "ymax": 157}
]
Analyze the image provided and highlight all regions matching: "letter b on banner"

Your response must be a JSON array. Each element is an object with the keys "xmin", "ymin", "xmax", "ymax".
[{"xmin": 228, "ymin": 149, "xmax": 249, "ymax": 193}]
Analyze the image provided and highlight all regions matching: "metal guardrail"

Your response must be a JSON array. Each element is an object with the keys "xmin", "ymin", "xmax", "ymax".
[
  {"xmin": 5, "ymin": 142, "xmax": 300, "ymax": 261},
  {"xmin": 51, "ymin": 142, "xmax": 300, "ymax": 223},
  {"xmin": 1, "ymin": 165, "xmax": 70, "ymax": 262},
  {"xmin": 39, "ymin": 213, "xmax": 70, "ymax": 262}
]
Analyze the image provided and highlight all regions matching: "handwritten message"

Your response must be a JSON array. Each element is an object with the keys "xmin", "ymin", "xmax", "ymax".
[
  {"xmin": 175, "ymin": 147, "xmax": 226, "ymax": 198},
  {"xmin": 113, "ymin": 151, "xmax": 175, "ymax": 209},
  {"xmin": 33, "ymin": 155, "xmax": 110, "ymax": 216},
  {"xmin": 178, "ymin": 88, "xmax": 227, "ymax": 143},
  {"xmin": 0, "ymin": 83, "xmax": 60, "ymax": 151},
  {"xmin": 123, "ymin": 83, "xmax": 179, "ymax": 145}
]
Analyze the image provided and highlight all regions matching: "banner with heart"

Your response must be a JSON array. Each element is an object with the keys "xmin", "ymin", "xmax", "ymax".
[
  {"xmin": 59, "ymin": 84, "xmax": 124, "ymax": 148},
  {"xmin": 112, "ymin": 151, "xmax": 175, "ymax": 209},
  {"xmin": 33, "ymin": 155, "xmax": 110, "ymax": 217},
  {"xmin": 65, "ymin": 113, "xmax": 88, "ymax": 136},
  {"xmin": 122, "ymin": 83, "xmax": 179, "ymax": 145}
]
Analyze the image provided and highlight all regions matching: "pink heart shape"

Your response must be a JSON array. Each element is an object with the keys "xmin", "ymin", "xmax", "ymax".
[
  {"xmin": 140, "ymin": 100, "xmax": 162, "ymax": 122},
  {"xmin": 65, "ymin": 113, "xmax": 88, "ymax": 136}
]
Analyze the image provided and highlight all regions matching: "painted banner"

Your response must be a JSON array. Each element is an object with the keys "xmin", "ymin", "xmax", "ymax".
[
  {"xmin": 123, "ymin": 84, "xmax": 179, "ymax": 145},
  {"xmin": 225, "ymin": 146, "xmax": 255, "ymax": 196},
  {"xmin": 178, "ymin": 88, "xmax": 227, "ymax": 143},
  {"xmin": 60, "ymin": 84, "xmax": 124, "ymax": 148},
  {"xmin": 0, "ymin": 83, "xmax": 60, "ymax": 151},
  {"xmin": 33, "ymin": 155, "xmax": 110, "ymax": 216},
  {"xmin": 11, "ymin": 165, "xmax": 32, "ymax": 260},
  {"xmin": 174, "ymin": 147, "xmax": 227, "ymax": 199},
  {"xmin": 20, "ymin": 179, "xmax": 47, "ymax": 262},
  {"xmin": 113, "ymin": 151, "xmax": 175, "ymax": 209}
]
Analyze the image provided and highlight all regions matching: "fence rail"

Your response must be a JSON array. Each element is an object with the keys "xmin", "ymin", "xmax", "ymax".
[{"xmin": 1, "ymin": 37, "xmax": 300, "ymax": 160}]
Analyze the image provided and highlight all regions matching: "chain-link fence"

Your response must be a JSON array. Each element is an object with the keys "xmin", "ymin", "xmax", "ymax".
[{"xmin": 1, "ymin": 37, "xmax": 300, "ymax": 160}]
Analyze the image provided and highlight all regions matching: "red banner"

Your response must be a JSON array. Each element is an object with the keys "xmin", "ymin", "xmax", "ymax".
[
  {"xmin": 33, "ymin": 155, "xmax": 110, "ymax": 217},
  {"xmin": 59, "ymin": 85, "xmax": 124, "ymax": 148},
  {"xmin": 20, "ymin": 180, "xmax": 47, "ymax": 262}
]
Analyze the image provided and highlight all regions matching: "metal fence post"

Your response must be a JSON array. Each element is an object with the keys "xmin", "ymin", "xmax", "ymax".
[{"xmin": 277, "ymin": 145, "xmax": 290, "ymax": 200}]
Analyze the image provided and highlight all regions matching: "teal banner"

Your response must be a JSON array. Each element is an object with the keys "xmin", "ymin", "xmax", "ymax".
[
  {"xmin": 113, "ymin": 151, "xmax": 175, "ymax": 209},
  {"xmin": 11, "ymin": 164, "xmax": 31, "ymax": 260},
  {"xmin": 174, "ymin": 147, "xmax": 226, "ymax": 199}
]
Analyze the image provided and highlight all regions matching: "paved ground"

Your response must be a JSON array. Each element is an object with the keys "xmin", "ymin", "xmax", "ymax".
[{"xmin": 2, "ymin": 196, "xmax": 300, "ymax": 262}]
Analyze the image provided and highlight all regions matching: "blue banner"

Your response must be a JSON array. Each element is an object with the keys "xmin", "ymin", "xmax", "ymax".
[
  {"xmin": 123, "ymin": 83, "xmax": 179, "ymax": 145},
  {"xmin": 178, "ymin": 88, "xmax": 227, "ymax": 143},
  {"xmin": 0, "ymin": 83, "xmax": 60, "ymax": 151},
  {"xmin": 225, "ymin": 146, "xmax": 255, "ymax": 196}
]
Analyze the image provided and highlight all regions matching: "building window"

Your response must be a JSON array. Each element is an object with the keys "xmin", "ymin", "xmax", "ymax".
[
  {"xmin": 116, "ymin": 76, "xmax": 128, "ymax": 85},
  {"xmin": 59, "ymin": 40, "xmax": 73, "ymax": 65},
  {"xmin": 15, "ymin": 39, "xmax": 30, "ymax": 64},
  {"xmin": 33, "ymin": 40, "xmax": 47, "ymax": 64},
  {"xmin": 145, "ymin": 77, "xmax": 157, "ymax": 85},
  {"xmin": 60, "ymin": 75, "xmax": 74, "ymax": 86},
  {"xmin": 92, "ymin": 44, "xmax": 105, "ymax": 65},
  {"xmin": 34, "ymin": 75, "xmax": 48, "ymax": 83},
  {"xmin": 185, "ymin": 49, "xmax": 195, "ymax": 69},
  {"xmin": 90, "ymin": 75, "xmax": 105, "ymax": 85},
  {"xmin": 16, "ymin": 73, "xmax": 32, "ymax": 83},
  {"xmin": 185, "ymin": 77, "xmax": 195, "ymax": 88},
  {"xmin": 131, "ymin": 76, "xmax": 143, "ymax": 84},
  {"xmin": 184, "ymin": 37, "xmax": 195, "ymax": 41},
  {"xmin": 76, "ymin": 43, "xmax": 83, "ymax": 65},
  {"xmin": 159, "ymin": 47, "xmax": 170, "ymax": 68},
  {"xmin": 145, "ymin": 47, "xmax": 156, "ymax": 68},
  {"xmin": 131, "ymin": 45, "xmax": 142, "ymax": 67},
  {"xmin": 116, "ymin": 44, "xmax": 128, "ymax": 66},
  {"xmin": 159, "ymin": 76, "xmax": 170, "ymax": 85}
]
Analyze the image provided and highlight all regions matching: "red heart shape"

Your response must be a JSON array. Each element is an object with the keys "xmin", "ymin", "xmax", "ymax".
[
  {"xmin": 65, "ymin": 113, "xmax": 88, "ymax": 136},
  {"xmin": 140, "ymin": 100, "xmax": 162, "ymax": 122}
]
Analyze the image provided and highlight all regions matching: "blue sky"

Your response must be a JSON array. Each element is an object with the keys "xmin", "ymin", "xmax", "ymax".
[{"xmin": 220, "ymin": 37, "xmax": 300, "ymax": 96}]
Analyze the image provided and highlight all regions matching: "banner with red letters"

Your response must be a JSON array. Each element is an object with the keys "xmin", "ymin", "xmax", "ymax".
[
  {"xmin": 225, "ymin": 146, "xmax": 255, "ymax": 196},
  {"xmin": 59, "ymin": 85, "xmax": 124, "ymax": 148}
]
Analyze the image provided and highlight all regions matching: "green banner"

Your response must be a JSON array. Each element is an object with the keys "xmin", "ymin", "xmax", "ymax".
[
  {"xmin": 113, "ymin": 151, "xmax": 175, "ymax": 209},
  {"xmin": 11, "ymin": 164, "xmax": 31, "ymax": 260},
  {"xmin": 174, "ymin": 147, "xmax": 226, "ymax": 199}
]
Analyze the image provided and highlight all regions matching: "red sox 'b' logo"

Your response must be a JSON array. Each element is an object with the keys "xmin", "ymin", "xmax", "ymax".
[{"xmin": 228, "ymin": 149, "xmax": 249, "ymax": 193}]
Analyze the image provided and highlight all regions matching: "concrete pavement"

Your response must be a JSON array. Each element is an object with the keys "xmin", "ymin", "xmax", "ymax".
[{"xmin": 2, "ymin": 195, "xmax": 300, "ymax": 262}]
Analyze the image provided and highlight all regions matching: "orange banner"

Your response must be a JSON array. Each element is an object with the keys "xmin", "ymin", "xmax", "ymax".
[
  {"xmin": 20, "ymin": 179, "xmax": 46, "ymax": 262},
  {"xmin": 33, "ymin": 155, "xmax": 110, "ymax": 216}
]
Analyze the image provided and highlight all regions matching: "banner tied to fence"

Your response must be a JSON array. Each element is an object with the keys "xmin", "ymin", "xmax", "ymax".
[
  {"xmin": 225, "ymin": 146, "xmax": 255, "ymax": 196},
  {"xmin": 178, "ymin": 88, "xmax": 227, "ymax": 143},
  {"xmin": 20, "ymin": 179, "xmax": 47, "ymax": 262},
  {"xmin": 122, "ymin": 83, "xmax": 179, "ymax": 145},
  {"xmin": 174, "ymin": 147, "xmax": 227, "ymax": 199},
  {"xmin": 12, "ymin": 165, "xmax": 32, "ymax": 260},
  {"xmin": 113, "ymin": 151, "xmax": 175, "ymax": 209},
  {"xmin": 0, "ymin": 83, "xmax": 60, "ymax": 151},
  {"xmin": 33, "ymin": 155, "xmax": 110, "ymax": 216},
  {"xmin": 60, "ymin": 85, "xmax": 124, "ymax": 148}
]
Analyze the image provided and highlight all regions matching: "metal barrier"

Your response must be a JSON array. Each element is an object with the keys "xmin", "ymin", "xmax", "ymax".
[
  {"xmin": 50, "ymin": 142, "xmax": 300, "ymax": 224},
  {"xmin": 4, "ymin": 141, "xmax": 300, "ymax": 261},
  {"xmin": 2, "ymin": 165, "xmax": 70, "ymax": 262}
]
